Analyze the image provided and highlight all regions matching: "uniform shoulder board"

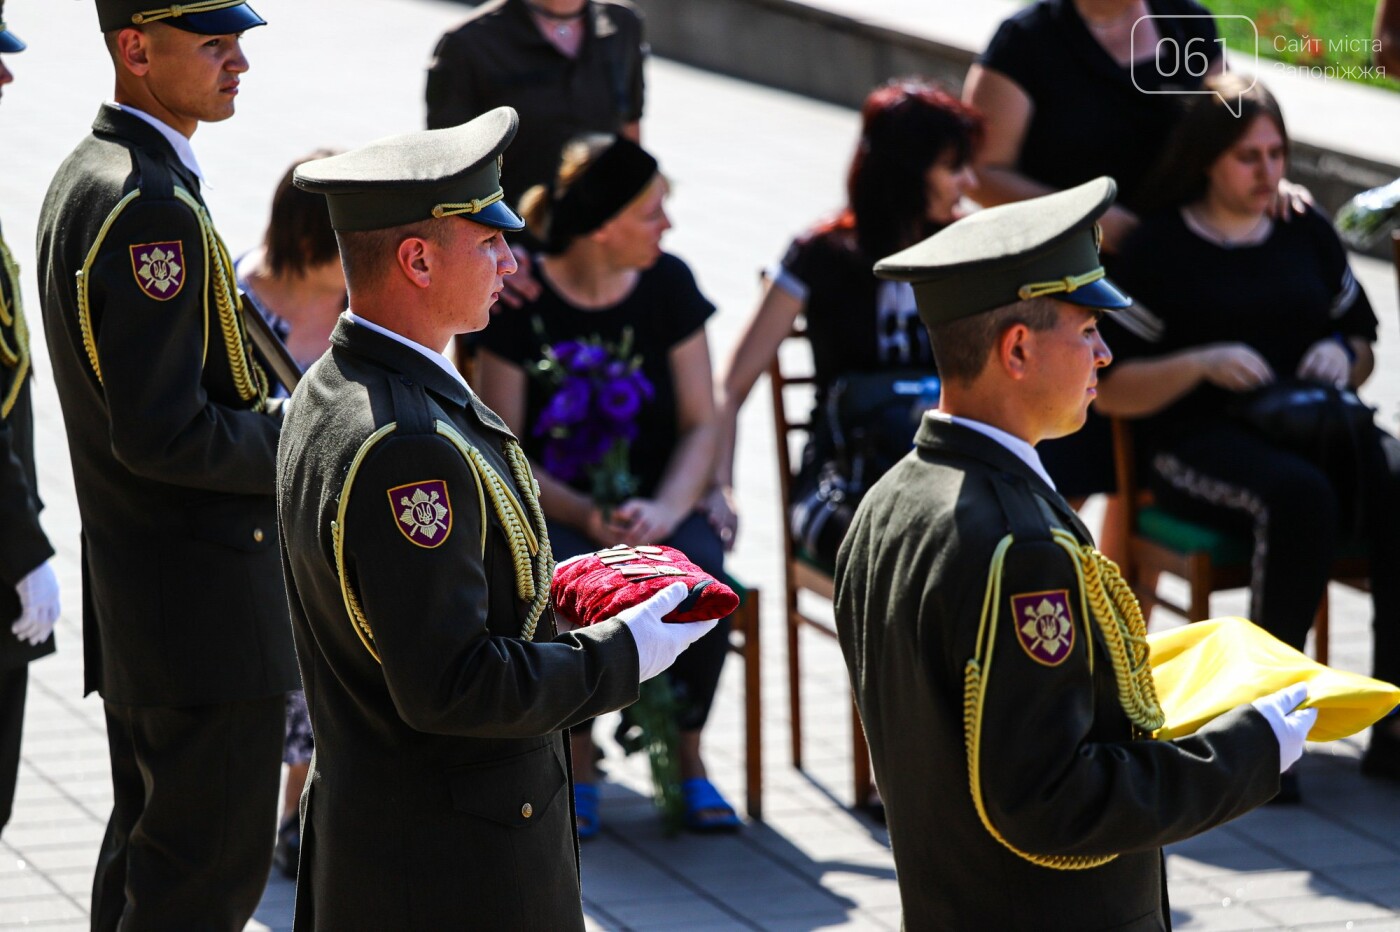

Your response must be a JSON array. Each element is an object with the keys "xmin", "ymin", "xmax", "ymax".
[
  {"xmin": 988, "ymin": 472, "xmax": 1051, "ymax": 545},
  {"xmin": 385, "ymin": 371, "xmax": 434, "ymax": 436},
  {"xmin": 131, "ymin": 146, "xmax": 175, "ymax": 201}
]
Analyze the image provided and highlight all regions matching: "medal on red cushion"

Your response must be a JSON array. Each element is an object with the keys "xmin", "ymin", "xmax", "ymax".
[{"xmin": 552, "ymin": 545, "xmax": 739, "ymax": 627}]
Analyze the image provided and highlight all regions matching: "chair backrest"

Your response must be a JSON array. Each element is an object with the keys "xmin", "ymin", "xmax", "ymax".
[{"xmin": 766, "ymin": 322, "xmax": 818, "ymax": 569}]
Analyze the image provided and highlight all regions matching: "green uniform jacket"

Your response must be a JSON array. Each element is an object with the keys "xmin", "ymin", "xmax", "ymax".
[
  {"xmin": 0, "ymin": 220, "xmax": 55, "ymax": 671},
  {"xmin": 278, "ymin": 317, "xmax": 640, "ymax": 930},
  {"xmin": 36, "ymin": 106, "xmax": 296, "ymax": 704},
  {"xmin": 835, "ymin": 417, "xmax": 1280, "ymax": 931}
]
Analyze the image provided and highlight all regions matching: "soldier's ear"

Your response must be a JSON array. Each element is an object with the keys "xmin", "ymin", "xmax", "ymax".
[
  {"xmin": 998, "ymin": 322, "xmax": 1032, "ymax": 381},
  {"xmin": 395, "ymin": 238, "xmax": 432, "ymax": 289},
  {"xmin": 111, "ymin": 27, "xmax": 152, "ymax": 77}
]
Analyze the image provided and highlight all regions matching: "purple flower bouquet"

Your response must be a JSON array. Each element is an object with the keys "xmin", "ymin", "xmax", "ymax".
[{"xmin": 529, "ymin": 328, "xmax": 654, "ymax": 512}]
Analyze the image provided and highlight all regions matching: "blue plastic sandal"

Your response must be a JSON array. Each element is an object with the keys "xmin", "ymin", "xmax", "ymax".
[
  {"xmin": 573, "ymin": 783, "xmax": 601, "ymax": 840},
  {"xmin": 681, "ymin": 778, "xmax": 741, "ymax": 834}
]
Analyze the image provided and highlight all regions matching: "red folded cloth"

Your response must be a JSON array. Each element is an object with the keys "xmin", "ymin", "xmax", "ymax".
[{"xmin": 552, "ymin": 544, "xmax": 740, "ymax": 627}]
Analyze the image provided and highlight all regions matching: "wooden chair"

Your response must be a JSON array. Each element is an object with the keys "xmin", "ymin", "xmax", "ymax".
[
  {"xmin": 722, "ymin": 575, "xmax": 763, "ymax": 820},
  {"xmin": 767, "ymin": 323, "xmax": 872, "ymax": 810},
  {"xmin": 1110, "ymin": 417, "xmax": 1370, "ymax": 662}
]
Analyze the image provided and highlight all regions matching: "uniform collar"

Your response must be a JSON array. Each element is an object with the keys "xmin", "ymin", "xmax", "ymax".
[
  {"xmin": 91, "ymin": 104, "xmax": 203, "ymax": 192},
  {"xmin": 914, "ymin": 414, "xmax": 1092, "ymax": 539},
  {"xmin": 927, "ymin": 412, "xmax": 1056, "ymax": 491},
  {"xmin": 332, "ymin": 315, "xmax": 517, "ymax": 440},
  {"xmin": 111, "ymin": 104, "xmax": 205, "ymax": 183}
]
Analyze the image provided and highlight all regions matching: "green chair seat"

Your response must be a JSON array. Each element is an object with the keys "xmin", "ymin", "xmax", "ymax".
[
  {"xmin": 1136, "ymin": 506, "xmax": 1251, "ymax": 565},
  {"xmin": 1136, "ymin": 506, "xmax": 1368, "ymax": 566}
]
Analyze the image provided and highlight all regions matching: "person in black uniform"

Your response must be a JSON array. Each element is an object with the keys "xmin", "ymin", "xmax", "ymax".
[
  {"xmin": 0, "ymin": 7, "xmax": 61, "ymax": 837},
  {"xmin": 35, "ymin": 2, "xmax": 297, "ymax": 927},
  {"xmin": 834, "ymin": 177, "xmax": 1317, "ymax": 929},
  {"xmin": 425, "ymin": 0, "xmax": 646, "ymax": 209},
  {"xmin": 282, "ymin": 108, "xmax": 718, "ymax": 930}
]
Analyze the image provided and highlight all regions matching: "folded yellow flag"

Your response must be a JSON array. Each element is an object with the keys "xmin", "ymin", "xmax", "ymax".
[{"xmin": 1148, "ymin": 617, "xmax": 1400, "ymax": 742}]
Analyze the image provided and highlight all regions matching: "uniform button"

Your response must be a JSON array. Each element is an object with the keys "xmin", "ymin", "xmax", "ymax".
[
  {"xmin": 252, "ymin": 528, "xmax": 265, "ymax": 543},
  {"xmin": 521, "ymin": 803, "xmax": 533, "ymax": 819}
]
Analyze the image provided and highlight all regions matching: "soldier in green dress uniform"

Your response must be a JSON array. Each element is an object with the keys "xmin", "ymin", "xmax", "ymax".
[
  {"xmin": 0, "ymin": 6, "xmax": 61, "ymax": 837},
  {"xmin": 280, "ymin": 108, "xmax": 717, "ymax": 930},
  {"xmin": 36, "ymin": 2, "xmax": 297, "ymax": 927},
  {"xmin": 834, "ymin": 177, "xmax": 1317, "ymax": 930}
]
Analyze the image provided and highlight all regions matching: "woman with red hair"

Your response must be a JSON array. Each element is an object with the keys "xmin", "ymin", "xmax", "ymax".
[{"xmin": 709, "ymin": 78, "xmax": 981, "ymax": 571}]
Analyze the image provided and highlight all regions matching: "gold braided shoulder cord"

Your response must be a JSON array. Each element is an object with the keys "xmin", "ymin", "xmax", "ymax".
[
  {"xmin": 73, "ymin": 188, "xmax": 268, "ymax": 413},
  {"xmin": 435, "ymin": 423, "xmax": 550, "ymax": 640},
  {"xmin": 172, "ymin": 188, "xmax": 268, "ymax": 410},
  {"xmin": 1050, "ymin": 530, "xmax": 1165, "ymax": 734},
  {"xmin": 963, "ymin": 532, "xmax": 1166, "ymax": 871},
  {"xmin": 0, "ymin": 238, "xmax": 31, "ymax": 420},
  {"xmin": 333, "ymin": 422, "xmax": 555, "ymax": 664},
  {"xmin": 504, "ymin": 441, "xmax": 554, "ymax": 641},
  {"xmin": 332, "ymin": 423, "xmax": 399, "ymax": 664},
  {"xmin": 76, "ymin": 190, "xmax": 144, "ymax": 386}
]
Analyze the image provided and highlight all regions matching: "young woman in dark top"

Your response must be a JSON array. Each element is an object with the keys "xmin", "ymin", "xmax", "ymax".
[
  {"xmin": 1097, "ymin": 74, "xmax": 1400, "ymax": 787},
  {"xmin": 476, "ymin": 135, "xmax": 738, "ymax": 836},
  {"xmin": 709, "ymin": 79, "xmax": 980, "ymax": 566}
]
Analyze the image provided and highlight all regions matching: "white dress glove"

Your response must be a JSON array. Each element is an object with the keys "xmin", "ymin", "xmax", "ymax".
[
  {"xmin": 13, "ymin": 560, "xmax": 61, "ymax": 647},
  {"xmin": 618, "ymin": 581, "xmax": 719, "ymax": 682},
  {"xmin": 1251, "ymin": 683, "xmax": 1318, "ymax": 773}
]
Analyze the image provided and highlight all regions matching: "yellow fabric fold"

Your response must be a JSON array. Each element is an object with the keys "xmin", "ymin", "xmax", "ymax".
[{"xmin": 1149, "ymin": 617, "xmax": 1400, "ymax": 742}]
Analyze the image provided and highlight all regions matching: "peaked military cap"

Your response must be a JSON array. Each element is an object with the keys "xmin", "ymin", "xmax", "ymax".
[
  {"xmin": 874, "ymin": 176, "xmax": 1133, "ymax": 327},
  {"xmin": 293, "ymin": 108, "xmax": 525, "ymax": 234},
  {"xmin": 95, "ymin": 0, "xmax": 265, "ymax": 35},
  {"xmin": 0, "ymin": 0, "xmax": 25, "ymax": 52}
]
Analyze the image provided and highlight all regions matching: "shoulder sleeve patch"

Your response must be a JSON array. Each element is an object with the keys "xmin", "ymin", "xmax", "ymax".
[
  {"xmin": 389, "ymin": 479, "xmax": 453, "ymax": 547},
  {"xmin": 129, "ymin": 240, "xmax": 186, "ymax": 300},
  {"xmin": 1010, "ymin": 589, "xmax": 1075, "ymax": 666}
]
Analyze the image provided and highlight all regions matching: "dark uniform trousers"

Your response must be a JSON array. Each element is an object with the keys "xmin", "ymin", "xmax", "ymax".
[
  {"xmin": 0, "ymin": 220, "xmax": 57, "ymax": 834},
  {"xmin": 835, "ymin": 418, "xmax": 1280, "ymax": 930},
  {"xmin": 278, "ymin": 318, "xmax": 640, "ymax": 929},
  {"xmin": 36, "ymin": 106, "xmax": 298, "ymax": 928}
]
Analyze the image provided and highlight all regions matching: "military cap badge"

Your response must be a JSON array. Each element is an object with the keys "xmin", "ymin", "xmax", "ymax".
[
  {"xmin": 552, "ymin": 545, "xmax": 739, "ymax": 627},
  {"xmin": 129, "ymin": 241, "xmax": 186, "ymax": 301},
  {"xmin": 389, "ymin": 480, "xmax": 452, "ymax": 548},
  {"xmin": 1010, "ymin": 589, "xmax": 1075, "ymax": 666}
]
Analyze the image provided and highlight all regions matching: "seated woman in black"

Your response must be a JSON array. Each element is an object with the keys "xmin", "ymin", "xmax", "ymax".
[
  {"xmin": 1098, "ymin": 73, "xmax": 1400, "ymax": 785},
  {"xmin": 709, "ymin": 78, "xmax": 980, "ymax": 569},
  {"xmin": 475, "ymin": 136, "xmax": 738, "ymax": 836}
]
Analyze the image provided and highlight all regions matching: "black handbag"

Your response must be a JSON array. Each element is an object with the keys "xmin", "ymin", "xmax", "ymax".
[
  {"xmin": 1226, "ymin": 379, "xmax": 1376, "ymax": 534},
  {"xmin": 1226, "ymin": 381, "xmax": 1374, "ymax": 459},
  {"xmin": 791, "ymin": 370, "xmax": 940, "ymax": 568}
]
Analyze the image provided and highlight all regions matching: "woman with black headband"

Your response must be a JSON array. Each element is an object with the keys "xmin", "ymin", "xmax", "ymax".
[{"xmin": 476, "ymin": 135, "xmax": 738, "ymax": 837}]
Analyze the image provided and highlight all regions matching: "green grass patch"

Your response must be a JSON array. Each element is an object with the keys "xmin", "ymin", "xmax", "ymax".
[{"xmin": 1205, "ymin": 0, "xmax": 1393, "ymax": 90}]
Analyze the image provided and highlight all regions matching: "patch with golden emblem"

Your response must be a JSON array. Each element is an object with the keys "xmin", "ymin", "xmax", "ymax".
[
  {"xmin": 1010, "ymin": 589, "xmax": 1075, "ymax": 666},
  {"xmin": 129, "ymin": 241, "xmax": 186, "ymax": 301},
  {"xmin": 389, "ymin": 480, "xmax": 452, "ymax": 548}
]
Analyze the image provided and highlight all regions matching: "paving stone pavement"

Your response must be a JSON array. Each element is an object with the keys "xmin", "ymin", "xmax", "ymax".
[{"xmin": 2, "ymin": 1, "xmax": 1400, "ymax": 929}]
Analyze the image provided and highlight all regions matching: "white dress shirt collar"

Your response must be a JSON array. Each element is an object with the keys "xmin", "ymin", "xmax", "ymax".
[
  {"xmin": 112, "ymin": 103, "xmax": 205, "ymax": 183},
  {"xmin": 346, "ymin": 311, "xmax": 468, "ymax": 393},
  {"xmin": 928, "ymin": 411, "xmax": 1057, "ymax": 491}
]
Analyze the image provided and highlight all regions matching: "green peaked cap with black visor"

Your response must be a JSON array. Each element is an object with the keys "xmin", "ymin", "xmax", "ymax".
[
  {"xmin": 292, "ymin": 108, "xmax": 525, "ymax": 234},
  {"xmin": 874, "ymin": 176, "xmax": 1134, "ymax": 328},
  {"xmin": 95, "ymin": 0, "xmax": 266, "ymax": 34}
]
